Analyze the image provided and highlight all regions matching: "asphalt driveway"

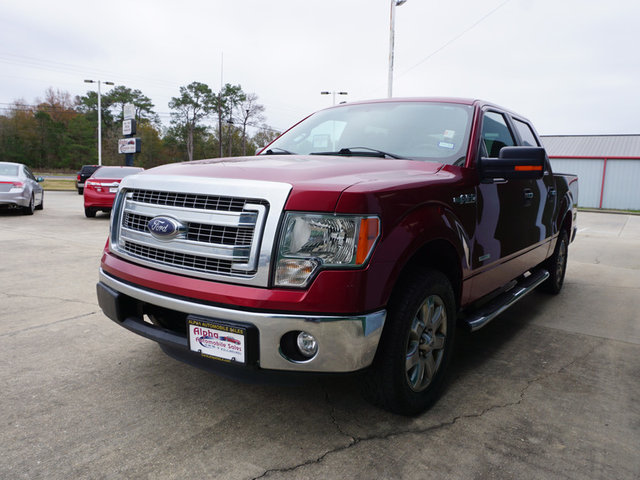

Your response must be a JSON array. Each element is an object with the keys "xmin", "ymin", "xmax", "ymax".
[{"xmin": 1, "ymin": 192, "xmax": 638, "ymax": 479}]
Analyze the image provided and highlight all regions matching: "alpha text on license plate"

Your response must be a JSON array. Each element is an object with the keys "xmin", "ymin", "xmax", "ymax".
[{"xmin": 187, "ymin": 318, "xmax": 246, "ymax": 364}]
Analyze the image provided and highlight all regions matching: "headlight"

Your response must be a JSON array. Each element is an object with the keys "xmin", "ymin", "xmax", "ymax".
[{"xmin": 275, "ymin": 213, "xmax": 380, "ymax": 287}]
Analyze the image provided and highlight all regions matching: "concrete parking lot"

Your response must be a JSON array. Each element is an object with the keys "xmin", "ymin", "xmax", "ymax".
[{"xmin": 1, "ymin": 191, "xmax": 639, "ymax": 480}]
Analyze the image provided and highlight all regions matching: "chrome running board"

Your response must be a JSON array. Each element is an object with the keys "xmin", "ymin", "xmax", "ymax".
[{"xmin": 461, "ymin": 268, "xmax": 550, "ymax": 332}]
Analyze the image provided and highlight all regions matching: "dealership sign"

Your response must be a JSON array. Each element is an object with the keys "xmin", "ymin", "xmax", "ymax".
[
  {"xmin": 118, "ymin": 138, "xmax": 141, "ymax": 154},
  {"xmin": 123, "ymin": 103, "xmax": 136, "ymax": 120},
  {"xmin": 122, "ymin": 119, "xmax": 136, "ymax": 136}
]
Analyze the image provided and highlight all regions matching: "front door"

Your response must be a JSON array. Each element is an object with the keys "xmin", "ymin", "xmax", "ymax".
[{"xmin": 470, "ymin": 110, "xmax": 538, "ymax": 299}]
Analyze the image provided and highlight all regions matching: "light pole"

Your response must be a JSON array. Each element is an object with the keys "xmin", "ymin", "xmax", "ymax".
[
  {"xmin": 388, "ymin": 0, "xmax": 408, "ymax": 98},
  {"xmin": 320, "ymin": 91, "xmax": 348, "ymax": 105},
  {"xmin": 84, "ymin": 79, "xmax": 114, "ymax": 166}
]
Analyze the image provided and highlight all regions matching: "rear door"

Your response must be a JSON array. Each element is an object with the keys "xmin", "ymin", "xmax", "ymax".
[{"xmin": 510, "ymin": 117, "xmax": 556, "ymax": 243}]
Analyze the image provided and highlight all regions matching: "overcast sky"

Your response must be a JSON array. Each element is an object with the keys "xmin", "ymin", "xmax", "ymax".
[{"xmin": 1, "ymin": 0, "xmax": 639, "ymax": 136}]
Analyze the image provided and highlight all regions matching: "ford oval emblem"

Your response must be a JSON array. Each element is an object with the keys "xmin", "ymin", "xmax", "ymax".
[{"xmin": 147, "ymin": 216, "xmax": 185, "ymax": 240}]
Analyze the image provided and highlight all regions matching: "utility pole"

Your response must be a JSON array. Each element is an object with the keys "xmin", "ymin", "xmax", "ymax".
[
  {"xmin": 388, "ymin": 0, "xmax": 408, "ymax": 98},
  {"xmin": 84, "ymin": 79, "xmax": 114, "ymax": 165},
  {"xmin": 219, "ymin": 53, "xmax": 224, "ymax": 158}
]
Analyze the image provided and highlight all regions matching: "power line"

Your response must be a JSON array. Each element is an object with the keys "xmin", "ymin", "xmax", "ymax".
[
  {"xmin": 0, "ymin": 52, "xmax": 181, "ymax": 92},
  {"xmin": 398, "ymin": 0, "xmax": 512, "ymax": 78},
  {"xmin": 0, "ymin": 50, "xmax": 291, "ymax": 129},
  {"xmin": 361, "ymin": 0, "xmax": 513, "ymax": 98}
]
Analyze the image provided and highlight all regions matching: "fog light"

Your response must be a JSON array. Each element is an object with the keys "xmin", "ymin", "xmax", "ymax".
[{"xmin": 296, "ymin": 331, "xmax": 318, "ymax": 358}]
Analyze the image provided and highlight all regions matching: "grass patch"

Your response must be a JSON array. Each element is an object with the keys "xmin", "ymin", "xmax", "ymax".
[
  {"xmin": 578, "ymin": 207, "xmax": 640, "ymax": 215},
  {"xmin": 42, "ymin": 179, "xmax": 76, "ymax": 191}
]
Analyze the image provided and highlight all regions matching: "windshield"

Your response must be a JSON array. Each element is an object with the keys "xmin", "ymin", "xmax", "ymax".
[{"xmin": 264, "ymin": 101, "xmax": 473, "ymax": 165}]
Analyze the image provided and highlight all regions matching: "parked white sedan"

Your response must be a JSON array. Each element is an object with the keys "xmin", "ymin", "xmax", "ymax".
[{"xmin": 0, "ymin": 162, "xmax": 44, "ymax": 215}]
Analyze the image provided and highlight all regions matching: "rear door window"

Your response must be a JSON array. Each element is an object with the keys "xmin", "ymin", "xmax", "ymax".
[{"xmin": 513, "ymin": 118, "xmax": 539, "ymax": 146}]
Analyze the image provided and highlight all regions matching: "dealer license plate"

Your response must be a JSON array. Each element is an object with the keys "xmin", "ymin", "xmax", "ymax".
[{"xmin": 187, "ymin": 318, "xmax": 246, "ymax": 364}]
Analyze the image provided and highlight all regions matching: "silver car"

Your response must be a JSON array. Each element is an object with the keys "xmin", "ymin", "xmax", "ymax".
[{"xmin": 0, "ymin": 162, "xmax": 44, "ymax": 215}]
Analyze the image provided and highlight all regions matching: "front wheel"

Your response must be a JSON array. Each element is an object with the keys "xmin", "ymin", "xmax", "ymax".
[{"xmin": 363, "ymin": 269, "xmax": 456, "ymax": 416}]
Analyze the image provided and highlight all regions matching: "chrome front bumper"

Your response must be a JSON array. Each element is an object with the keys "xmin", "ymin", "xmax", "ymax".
[{"xmin": 98, "ymin": 269, "xmax": 386, "ymax": 373}]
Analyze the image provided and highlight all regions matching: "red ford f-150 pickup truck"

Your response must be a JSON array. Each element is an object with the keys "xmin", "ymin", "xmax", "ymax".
[{"xmin": 97, "ymin": 98, "xmax": 578, "ymax": 415}]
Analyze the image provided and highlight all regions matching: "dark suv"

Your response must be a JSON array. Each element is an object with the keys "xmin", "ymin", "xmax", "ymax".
[{"xmin": 76, "ymin": 165, "xmax": 100, "ymax": 194}]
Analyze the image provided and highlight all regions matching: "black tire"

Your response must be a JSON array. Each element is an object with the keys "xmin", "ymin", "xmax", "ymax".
[
  {"xmin": 363, "ymin": 269, "xmax": 457, "ymax": 416},
  {"xmin": 35, "ymin": 192, "xmax": 44, "ymax": 210},
  {"xmin": 540, "ymin": 229, "xmax": 568, "ymax": 294},
  {"xmin": 23, "ymin": 194, "xmax": 35, "ymax": 215},
  {"xmin": 78, "ymin": 188, "xmax": 83, "ymax": 195},
  {"xmin": 85, "ymin": 207, "xmax": 96, "ymax": 218}
]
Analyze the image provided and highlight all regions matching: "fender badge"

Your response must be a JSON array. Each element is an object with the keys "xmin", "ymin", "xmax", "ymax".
[{"xmin": 453, "ymin": 193, "xmax": 476, "ymax": 205}]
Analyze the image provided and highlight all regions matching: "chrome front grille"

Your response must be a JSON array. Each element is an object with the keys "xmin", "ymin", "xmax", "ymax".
[
  {"xmin": 115, "ymin": 190, "xmax": 265, "ymax": 278},
  {"xmin": 109, "ymin": 174, "xmax": 293, "ymax": 286}
]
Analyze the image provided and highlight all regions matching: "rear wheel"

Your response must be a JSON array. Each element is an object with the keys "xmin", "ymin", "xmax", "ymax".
[
  {"xmin": 23, "ymin": 194, "xmax": 35, "ymax": 215},
  {"xmin": 540, "ymin": 229, "xmax": 568, "ymax": 294},
  {"xmin": 363, "ymin": 269, "xmax": 456, "ymax": 415},
  {"xmin": 85, "ymin": 207, "xmax": 96, "ymax": 218},
  {"xmin": 35, "ymin": 192, "xmax": 44, "ymax": 210}
]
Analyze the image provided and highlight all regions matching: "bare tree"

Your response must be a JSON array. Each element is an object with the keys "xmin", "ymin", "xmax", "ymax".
[
  {"xmin": 237, "ymin": 93, "xmax": 265, "ymax": 156},
  {"xmin": 215, "ymin": 84, "xmax": 245, "ymax": 157}
]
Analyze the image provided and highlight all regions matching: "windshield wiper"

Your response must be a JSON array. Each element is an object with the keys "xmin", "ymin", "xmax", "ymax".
[
  {"xmin": 310, "ymin": 147, "xmax": 406, "ymax": 159},
  {"xmin": 263, "ymin": 147, "xmax": 295, "ymax": 155}
]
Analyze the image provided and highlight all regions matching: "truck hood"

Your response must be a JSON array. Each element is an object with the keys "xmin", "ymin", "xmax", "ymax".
[{"xmin": 141, "ymin": 155, "xmax": 444, "ymax": 211}]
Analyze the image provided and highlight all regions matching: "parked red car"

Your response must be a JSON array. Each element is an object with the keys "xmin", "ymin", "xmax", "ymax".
[{"xmin": 83, "ymin": 166, "xmax": 143, "ymax": 217}]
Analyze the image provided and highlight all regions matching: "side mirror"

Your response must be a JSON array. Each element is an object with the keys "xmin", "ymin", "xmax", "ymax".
[{"xmin": 479, "ymin": 146, "xmax": 546, "ymax": 181}]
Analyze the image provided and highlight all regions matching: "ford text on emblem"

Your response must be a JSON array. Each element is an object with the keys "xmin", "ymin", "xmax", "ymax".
[{"xmin": 147, "ymin": 216, "xmax": 185, "ymax": 240}]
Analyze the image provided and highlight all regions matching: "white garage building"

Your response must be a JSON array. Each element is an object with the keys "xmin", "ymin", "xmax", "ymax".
[{"xmin": 541, "ymin": 135, "xmax": 640, "ymax": 210}]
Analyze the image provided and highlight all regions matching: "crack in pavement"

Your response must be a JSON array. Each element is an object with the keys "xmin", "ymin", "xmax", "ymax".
[
  {"xmin": 250, "ymin": 341, "xmax": 599, "ymax": 480},
  {"xmin": 323, "ymin": 388, "xmax": 356, "ymax": 443}
]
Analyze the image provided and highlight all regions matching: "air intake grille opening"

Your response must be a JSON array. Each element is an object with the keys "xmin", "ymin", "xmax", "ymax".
[
  {"xmin": 123, "ymin": 241, "xmax": 245, "ymax": 276},
  {"xmin": 130, "ymin": 189, "xmax": 267, "ymax": 212},
  {"xmin": 123, "ymin": 212, "xmax": 255, "ymax": 246}
]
